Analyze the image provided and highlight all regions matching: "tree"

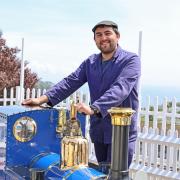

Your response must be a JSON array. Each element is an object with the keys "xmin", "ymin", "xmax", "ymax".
[{"xmin": 0, "ymin": 36, "xmax": 39, "ymax": 93}]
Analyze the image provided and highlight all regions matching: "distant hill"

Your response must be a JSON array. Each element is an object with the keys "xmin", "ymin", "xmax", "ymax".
[
  {"xmin": 141, "ymin": 85, "xmax": 180, "ymax": 101},
  {"xmin": 35, "ymin": 80, "xmax": 54, "ymax": 90}
]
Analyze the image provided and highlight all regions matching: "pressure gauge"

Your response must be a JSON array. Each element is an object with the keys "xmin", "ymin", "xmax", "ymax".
[{"xmin": 13, "ymin": 116, "xmax": 37, "ymax": 142}]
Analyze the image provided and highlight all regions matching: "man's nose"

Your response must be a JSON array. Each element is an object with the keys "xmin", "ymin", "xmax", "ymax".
[{"xmin": 101, "ymin": 34, "xmax": 108, "ymax": 40}]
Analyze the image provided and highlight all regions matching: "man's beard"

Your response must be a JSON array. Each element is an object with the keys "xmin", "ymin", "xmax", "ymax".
[{"xmin": 97, "ymin": 41, "xmax": 117, "ymax": 54}]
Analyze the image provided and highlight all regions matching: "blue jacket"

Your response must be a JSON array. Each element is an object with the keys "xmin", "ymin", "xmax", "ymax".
[{"xmin": 45, "ymin": 47, "xmax": 141, "ymax": 144}]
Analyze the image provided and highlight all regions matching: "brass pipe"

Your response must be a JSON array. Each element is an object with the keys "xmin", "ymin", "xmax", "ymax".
[
  {"xmin": 56, "ymin": 108, "xmax": 66, "ymax": 133},
  {"xmin": 70, "ymin": 101, "xmax": 77, "ymax": 120}
]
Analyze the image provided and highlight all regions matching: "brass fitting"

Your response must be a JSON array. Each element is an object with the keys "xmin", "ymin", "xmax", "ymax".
[
  {"xmin": 108, "ymin": 107, "xmax": 135, "ymax": 126},
  {"xmin": 56, "ymin": 108, "xmax": 66, "ymax": 133},
  {"xmin": 70, "ymin": 101, "xmax": 77, "ymax": 120}
]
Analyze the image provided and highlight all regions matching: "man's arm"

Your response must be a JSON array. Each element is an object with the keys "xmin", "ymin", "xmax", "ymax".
[
  {"xmin": 22, "ymin": 60, "xmax": 87, "ymax": 107},
  {"xmin": 44, "ymin": 60, "xmax": 87, "ymax": 106}
]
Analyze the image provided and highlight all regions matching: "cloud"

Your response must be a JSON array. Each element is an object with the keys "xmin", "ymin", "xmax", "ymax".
[{"xmin": 1, "ymin": 0, "xmax": 180, "ymax": 88}]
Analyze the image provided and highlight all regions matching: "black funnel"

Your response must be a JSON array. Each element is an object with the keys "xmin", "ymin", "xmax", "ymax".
[{"xmin": 107, "ymin": 108, "xmax": 135, "ymax": 180}]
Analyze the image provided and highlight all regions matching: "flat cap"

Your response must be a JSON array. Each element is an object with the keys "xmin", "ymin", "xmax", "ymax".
[{"xmin": 92, "ymin": 20, "xmax": 118, "ymax": 32}]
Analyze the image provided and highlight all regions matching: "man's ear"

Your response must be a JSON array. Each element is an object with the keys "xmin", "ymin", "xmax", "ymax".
[{"xmin": 117, "ymin": 33, "xmax": 120, "ymax": 39}]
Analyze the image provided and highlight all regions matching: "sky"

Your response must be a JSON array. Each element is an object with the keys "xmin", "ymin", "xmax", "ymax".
[{"xmin": 0, "ymin": 0, "xmax": 180, "ymax": 91}]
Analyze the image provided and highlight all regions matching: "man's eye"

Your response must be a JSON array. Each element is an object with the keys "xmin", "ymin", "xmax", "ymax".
[
  {"xmin": 105, "ymin": 32, "xmax": 111, "ymax": 36},
  {"xmin": 96, "ymin": 34, "xmax": 102, "ymax": 38}
]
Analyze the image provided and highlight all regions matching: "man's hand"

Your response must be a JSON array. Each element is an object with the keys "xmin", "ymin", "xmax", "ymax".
[
  {"xmin": 22, "ymin": 95, "xmax": 49, "ymax": 106},
  {"xmin": 75, "ymin": 102, "xmax": 94, "ymax": 115},
  {"xmin": 22, "ymin": 98, "xmax": 41, "ymax": 106}
]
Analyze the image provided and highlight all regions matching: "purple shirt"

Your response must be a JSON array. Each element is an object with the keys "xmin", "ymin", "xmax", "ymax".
[{"xmin": 45, "ymin": 47, "xmax": 141, "ymax": 144}]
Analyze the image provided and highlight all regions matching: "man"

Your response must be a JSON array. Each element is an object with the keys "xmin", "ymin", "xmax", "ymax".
[{"xmin": 22, "ymin": 20, "xmax": 141, "ymax": 167}]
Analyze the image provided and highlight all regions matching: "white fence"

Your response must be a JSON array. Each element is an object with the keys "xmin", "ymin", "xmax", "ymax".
[
  {"xmin": 130, "ymin": 97, "xmax": 180, "ymax": 180},
  {"xmin": 0, "ymin": 86, "xmax": 47, "ymax": 106},
  {"xmin": 0, "ymin": 87, "xmax": 180, "ymax": 179}
]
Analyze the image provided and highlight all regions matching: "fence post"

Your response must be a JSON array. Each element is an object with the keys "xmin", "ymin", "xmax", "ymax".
[
  {"xmin": 10, "ymin": 87, "xmax": 14, "ymax": 105},
  {"xmin": 26, "ymin": 88, "xmax": 30, "ymax": 99},
  {"xmin": 3, "ymin": 88, "xmax": 7, "ymax": 106},
  {"xmin": 16, "ymin": 86, "xmax": 20, "ymax": 105}
]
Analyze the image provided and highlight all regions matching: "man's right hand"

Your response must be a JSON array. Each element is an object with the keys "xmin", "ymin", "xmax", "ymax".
[
  {"xmin": 22, "ymin": 95, "xmax": 49, "ymax": 106},
  {"xmin": 22, "ymin": 98, "xmax": 41, "ymax": 105}
]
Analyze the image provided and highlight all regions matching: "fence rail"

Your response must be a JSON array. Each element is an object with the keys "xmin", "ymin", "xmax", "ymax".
[{"xmin": 0, "ymin": 87, "xmax": 180, "ymax": 179}]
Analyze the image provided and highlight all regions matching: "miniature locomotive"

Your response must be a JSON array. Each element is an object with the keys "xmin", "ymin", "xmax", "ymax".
[{"xmin": 0, "ymin": 104, "xmax": 106, "ymax": 179}]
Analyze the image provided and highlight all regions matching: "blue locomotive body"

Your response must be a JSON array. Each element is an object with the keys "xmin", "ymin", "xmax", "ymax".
[{"xmin": 0, "ymin": 105, "xmax": 106, "ymax": 180}]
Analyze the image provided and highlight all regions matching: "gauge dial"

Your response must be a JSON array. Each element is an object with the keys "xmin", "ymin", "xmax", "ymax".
[{"xmin": 13, "ymin": 116, "xmax": 37, "ymax": 142}]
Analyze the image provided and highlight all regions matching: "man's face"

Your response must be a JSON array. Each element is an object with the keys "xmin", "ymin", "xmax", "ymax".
[{"xmin": 94, "ymin": 26, "xmax": 120, "ymax": 54}]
